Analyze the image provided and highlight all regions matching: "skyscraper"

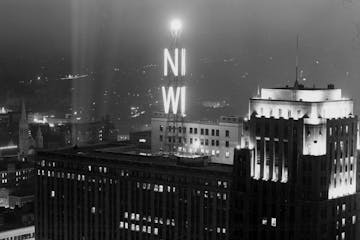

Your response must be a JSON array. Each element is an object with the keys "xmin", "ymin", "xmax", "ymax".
[{"xmin": 234, "ymin": 83, "xmax": 360, "ymax": 239}]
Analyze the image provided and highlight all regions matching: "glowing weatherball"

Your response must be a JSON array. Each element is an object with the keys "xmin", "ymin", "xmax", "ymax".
[{"xmin": 170, "ymin": 19, "xmax": 182, "ymax": 36}]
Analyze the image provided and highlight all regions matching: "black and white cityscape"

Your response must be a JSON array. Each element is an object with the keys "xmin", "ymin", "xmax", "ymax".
[{"xmin": 1, "ymin": 0, "xmax": 360, "ymax": 239}]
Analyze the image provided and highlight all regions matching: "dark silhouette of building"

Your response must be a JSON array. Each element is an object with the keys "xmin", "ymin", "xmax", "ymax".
[
  {"xmin": 233, "ymin": 83, "xmax": 360, "ymax": 240},
  {"xmin": 35, "ymin": 144, "xmax": 233, "ymax": 240}
]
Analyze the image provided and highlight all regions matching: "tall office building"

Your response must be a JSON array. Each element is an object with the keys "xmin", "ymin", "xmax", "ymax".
[
  {"xmin": 35, "ymin": 144, "xmax": 234, "ymax": 240},
  {"xmin": 233, "ymin": 83, "xmax": 360, "ymax": 239}
]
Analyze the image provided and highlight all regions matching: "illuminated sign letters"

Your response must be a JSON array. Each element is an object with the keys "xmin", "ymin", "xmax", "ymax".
[
  {"xmin": 162, "ymin": 86, "xmax": 186, "ymax": 115},
  {"xmin": 162, "ymin": 48, "xmax": 186, "ymax": 116},
  {"xmin": 163, "ymin": 48, "xmax": 186, "ymax": 77}
]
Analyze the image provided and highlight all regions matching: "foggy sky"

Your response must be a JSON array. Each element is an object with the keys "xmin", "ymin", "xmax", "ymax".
[{"xmin": 1, "ymin": 0, "xmax": 360, "ymax": 117}]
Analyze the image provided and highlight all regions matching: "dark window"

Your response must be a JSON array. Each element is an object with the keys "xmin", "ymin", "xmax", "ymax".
[
  {"xmin": 225, "ymin": 130, "xmax": 230, "ymax": 137},
  {"xmin": 160, "ymin": 125, "xmax": 163, "ymax": 132},
  {"xmin": 216, "ymin": 140, "xmax": 219, "ymax": 146},
  {"xmin": 194, "ymin": 128, "xmax": 198, "ymax": 134},
  {"xmin": 190, "ymin": 127, "xmax": 193, "ymax": 134},
  {"xmin": 205, "ymin": 129, "xmax": 209, "ymax": 135},
  {"xmin": 201, "ymin": 128, "xmax": 204, "ymax": 135},
  {"xmin": 211, "ymin": 129, "xmax": 215, "ymax": 136},
  {"xmin": 160, "ymin": 135, "xmax": 163, "ymax": 142},
  {"xmin": 225, "ymin": 141, "xmax": 229, "ymax": 147},
  {"xmin": 205, "ymin": 139, "xmax": 209, "ymax": 146},
  {"xmin": 216, "ymin": 130, "xmax": 219, "ymax": 136},
  {"xmin": 211, "ymin": 140, "xmax": 215, "ymax": 146}
]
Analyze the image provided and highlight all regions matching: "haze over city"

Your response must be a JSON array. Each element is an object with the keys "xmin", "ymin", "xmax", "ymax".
[
  {"xmin": 1, "ymin": 0, "xmax": 360, "ymax": 130},
  {"xmin": 1, "ymin": 1, "xmax": 360, "ymax": 239}
]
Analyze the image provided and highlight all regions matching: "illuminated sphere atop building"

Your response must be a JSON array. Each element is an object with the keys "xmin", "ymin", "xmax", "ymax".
[{"xmin": 170, "ymin": 18, "xmax": 182, "ymax": 37}]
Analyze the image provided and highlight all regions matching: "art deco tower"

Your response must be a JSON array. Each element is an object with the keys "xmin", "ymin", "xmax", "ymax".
[{"xmin": 234, "ymin": 83, "xmax": 360, "ymax": 240}]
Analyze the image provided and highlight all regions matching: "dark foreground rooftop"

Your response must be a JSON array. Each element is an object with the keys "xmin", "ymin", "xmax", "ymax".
[{"xmin": 37, "ymin": 143, "xmax": 233, "ymax": 176}]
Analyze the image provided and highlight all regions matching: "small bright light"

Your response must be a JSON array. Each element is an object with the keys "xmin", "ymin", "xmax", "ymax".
[{"xmin": 170, "ymin": 19, "xmax": 182, "ymax": 36}]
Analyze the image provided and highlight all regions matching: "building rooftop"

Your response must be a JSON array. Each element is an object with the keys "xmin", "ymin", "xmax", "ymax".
[
  {"xmin": 252, "ymin": 84, "xmax": 350, "ymax": 103},
  {"xmin": 152, "ymin": 112, "xmax": 243, "ymax": 125},
  {"xmin": 38, "ymin": 143, "xmax": 233, "ymax": 175}
]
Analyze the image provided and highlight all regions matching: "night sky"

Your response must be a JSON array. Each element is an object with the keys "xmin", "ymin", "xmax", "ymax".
[{"xmin": 0, "ymin": 0, "xmax": 360, "ymax": 125}]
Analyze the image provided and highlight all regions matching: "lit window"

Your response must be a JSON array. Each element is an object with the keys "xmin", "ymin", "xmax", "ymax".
[
  {"xmin": 124, "ymin": 212, "xmax": 128, "ymax": 218},
  {"xmin": 91, "ymin": 207, "xmax": 96, "ymax": 214},
  {"xmin": 225, "ymin": 151, "xmax": 230, "ymax": 158},
  {"xmin": 352, "ymin": 215, "xmax": 356, "ymax": 224},
  {"xmin": 154, "ymin": 227, "xmax": 158, "ymax": 235},
  {"xmin": 119, "ymin": 221, "xmax": 124, "ymax": 229},
  {"xmin": 51, "ymin": 191, "xmax": 55, "ymax": 197},
  {"xmin": 271, "ymin": 218, "xmax": 276, "ymax": 227},
  {"xmin": 262, "ymin": 218, "xmax": 267, "ymax": 225}
]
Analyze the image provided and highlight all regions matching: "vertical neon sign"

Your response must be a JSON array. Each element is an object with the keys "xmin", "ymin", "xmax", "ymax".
[{"xmin": 162, "ymin": 48, "xmax": 186, "ymax": 116}]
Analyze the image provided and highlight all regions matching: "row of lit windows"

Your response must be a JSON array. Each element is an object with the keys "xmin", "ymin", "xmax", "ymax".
[
  {"xmin": 336, "ymin": 216, "xmax": 356, "ymax": 230},
  {"xmin": 135, "ymin": 182, "xmax": 176, "ymax": 193},
  {"xmin": 160, "ymin": 125, "xmax": 230, "ymax": 137},
  {"xmin": 259, "ymin": 107, "xmax": 301, "ymax": 119},
  {"xmin": 88, "ymin": 165, "xmax": 108, "ymax": 173},
  {"xmin": 261, "ymin": 217, "xmax": 277, "ymax": 227},
  {"xmin": 119, "ymin": 222, "xmax": 159, "ymax": 235},
  {"xmin": 123, "ymin": 212, "xmax": 175, "ymax": 226},
  {"xmin": 329, "ymin": 123, "xmax": 355, "ymax": 137},
  {"xmin": 0, "ymin": 232, "xmax": 35, "ymax": 240},
  {"xmin": 176, "ymin": 146, "xmax": 231, "ymax": 158},
  {"xmin": 160, "ymin": 136, "xmax": 230, "ymax": 147}
]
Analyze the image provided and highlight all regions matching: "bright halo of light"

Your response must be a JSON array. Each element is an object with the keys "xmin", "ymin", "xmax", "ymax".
[{"xmin": 170, "ymin": 19, "xmax": 182, "ymax": 36}]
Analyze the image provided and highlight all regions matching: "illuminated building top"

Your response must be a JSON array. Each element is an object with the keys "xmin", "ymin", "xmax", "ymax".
[{"xmin": 250, "ymin": 84, "xmax": 353, "ymax": 121}]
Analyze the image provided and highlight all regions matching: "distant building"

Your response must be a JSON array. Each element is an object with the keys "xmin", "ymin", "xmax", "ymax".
[
  {"xmin": 129, "ymin": 125, "xmax": 151, "ymax": 149},
  {"xmin": 0, "ymin": 225, "xmax": 35, "ymax": 240},
  {"xmin": 234, "ymin": 83, "xmax": 360, "ymax": 239},
  {"xmin": 36, "ymin": 144, "xmax": 234, "ymax": 240},
  {"xmin": 0, "ymin": 159, "xmax": 33, "ymax": 189},
  {"xmin": 151, "ymin": 112, "xmax": 246, "ymax": 164},
  {"xmin": 70, "ymin": 116, "xmax": 117, "ymax": 145},
  {"xmin": 9, "ymin": 187, "xmax": 34, "ymax": 209}
]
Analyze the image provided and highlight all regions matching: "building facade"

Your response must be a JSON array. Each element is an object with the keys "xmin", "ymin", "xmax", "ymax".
[
  {"xmin": 234, "ymin": 83, "xmax": 360, "ymax": 240},
  {"xmin": 151, "ymin": 113, "xmax": 246, "ymax": 165},
  {"xmin": 35, "ymin": 145, "xmax": 233, "ymax": 240},
  {"xmin": 0, "ymin": 225, "xmax": 35, "ymax": 240}
]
